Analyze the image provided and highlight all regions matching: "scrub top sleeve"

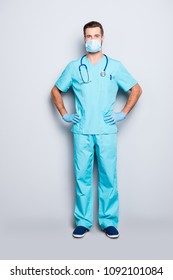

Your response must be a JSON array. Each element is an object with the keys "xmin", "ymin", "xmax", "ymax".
[
  {"xmin": 55, "ymin": 62, "xmax": 72, "ymax": 92},
  {"xmin": 116, "ymin": 62, "xmax": 138, "ymax": 92}
]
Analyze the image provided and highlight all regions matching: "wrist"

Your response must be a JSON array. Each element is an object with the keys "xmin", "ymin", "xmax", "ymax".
[
  {"xmin": 62, "ymin": 113, "xmax": 71, "ymax": 122},
  {"xmin": 61, "ymin": 108, "xmax": 68, "ymax": 117},
  {"xmin": 122, "ymin": 110, "xmax": 127, "ymax": 116},
  {"xmin": 62, "ymin": 112, "xmax": 68, "ymax": 118},
  {"xmin": 117, "ymin": 111, "xmax": 126, "ymax": 122}
]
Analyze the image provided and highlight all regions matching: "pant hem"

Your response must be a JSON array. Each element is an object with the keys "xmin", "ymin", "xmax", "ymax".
[
  {"xmin": 76, "ymin": 223, "xmax": 92, "ymax": 230},
  {"xmin": 101, "ymin": 224, "xmax": 118, "ymax": 231}
]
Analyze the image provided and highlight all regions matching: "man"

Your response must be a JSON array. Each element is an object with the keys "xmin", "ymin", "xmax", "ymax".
[{"xmin": 51, "ymin": 21, "xmax": 142, "ymax": 239}]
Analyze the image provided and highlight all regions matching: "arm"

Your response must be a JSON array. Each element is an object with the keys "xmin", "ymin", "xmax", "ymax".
[
  {"xmin": 50, "ymin": 86, "xmax": 67, "ymax": 117},
  {"xmin": 104, "ymin": 83, "xmax": 142, "ymax": 124},
  {"xmin": 50, "ymin": 86, "xmax": 80, "ymax": 123},
  {"xmin": 122, "ymin": 83, "xmax": 142, "ymax": 115}
]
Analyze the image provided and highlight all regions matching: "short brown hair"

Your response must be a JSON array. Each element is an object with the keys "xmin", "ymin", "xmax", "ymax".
[{"xmin": 83, "ymin": 21, "xmax": 104, "ymax": 36}]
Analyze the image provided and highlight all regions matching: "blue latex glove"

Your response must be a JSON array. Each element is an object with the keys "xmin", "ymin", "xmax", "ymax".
[
  {"xmin": 62, "ymin": 113, "xmax": 81, "ymax": 124},
  {"xmin": 104, "ymin": 111, "xmax": 126, "ymax": 125}
]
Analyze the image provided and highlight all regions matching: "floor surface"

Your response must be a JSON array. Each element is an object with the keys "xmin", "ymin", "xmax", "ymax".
[{"xmin": 1, "ymin": 218, "xmax": 173, "ymax": 260}]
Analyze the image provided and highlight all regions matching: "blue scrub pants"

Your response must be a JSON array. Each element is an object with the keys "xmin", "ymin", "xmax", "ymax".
[{"xmin": 73, "ymin": 133, "xmax": 119, "ymax": 230}]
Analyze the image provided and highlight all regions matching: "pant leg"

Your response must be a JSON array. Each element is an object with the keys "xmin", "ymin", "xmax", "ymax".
[
  {"xmin": 73, "ymin": 133, "xmax": 94, "ymax": 229},
  {"xmin": 95, "ymin": 133, "xmax": 119, "ymax": 230}
]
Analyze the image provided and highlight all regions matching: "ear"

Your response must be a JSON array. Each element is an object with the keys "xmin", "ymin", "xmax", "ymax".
[{"xmin": 101, "ymin": 35, "xmax": 105, "ymax": 42}]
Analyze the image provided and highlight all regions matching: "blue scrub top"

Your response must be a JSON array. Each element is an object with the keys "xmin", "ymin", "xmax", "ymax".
[{"xmin": 55, "ymin": 55, "xmax": 138, "ymax": 134}]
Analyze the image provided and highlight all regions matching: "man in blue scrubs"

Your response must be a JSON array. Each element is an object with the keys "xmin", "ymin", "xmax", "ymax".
[{"xmin": 51, "ymin": 21, "xmax": 142, "ymax": 238}]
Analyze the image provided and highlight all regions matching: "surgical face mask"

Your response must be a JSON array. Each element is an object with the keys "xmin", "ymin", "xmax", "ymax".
[{"xmin": 85, "ymin": 39, "xmax": 102, "ymax": 53}]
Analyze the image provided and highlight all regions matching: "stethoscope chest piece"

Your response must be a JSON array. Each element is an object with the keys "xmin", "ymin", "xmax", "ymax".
[{"xmin": 100, "ymin": 71, "xmax": 106, "ymax": 77}]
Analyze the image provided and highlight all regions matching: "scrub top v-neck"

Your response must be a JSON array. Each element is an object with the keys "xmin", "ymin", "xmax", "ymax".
[{"xmin": 55, "ymin": 55, "xmax": 138, "ymax": 134}]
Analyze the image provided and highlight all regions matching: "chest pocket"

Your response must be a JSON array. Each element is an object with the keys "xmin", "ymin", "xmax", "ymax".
[{"xmin": 99, "ymin": 72, "xmax": 116, "ymax": 91}]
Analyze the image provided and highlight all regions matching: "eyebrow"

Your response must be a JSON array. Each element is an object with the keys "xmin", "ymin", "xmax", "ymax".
[{"xmin": 85, "ymin": 34, "xmax": 101, "ymax": 37}]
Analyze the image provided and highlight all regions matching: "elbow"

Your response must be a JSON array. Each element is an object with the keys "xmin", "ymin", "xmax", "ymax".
[
  {"xmin": 139, "ymin": 85, "xmax": 142, "ymax": 96},
  {"xmin": 137, "ymin": 84, "xmax": 142, "ymax": 96},
  {"xmin": 50, "ymin": 88, "xmax": 54, "ymax": 98},
  {"xmin": 50, "ymin": 90, "xmax": 54, "ymax": 99},
  {"xmin": 132, "ymin": 83, "xmax": 142, "ymax": 97},
  {"xmin": 50, "ymin": 86, "xmax": 58, "ymax": 98}
]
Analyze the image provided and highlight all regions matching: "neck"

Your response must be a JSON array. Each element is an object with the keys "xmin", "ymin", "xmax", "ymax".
[{"xmin": 86, "ymin": 51, "xmax": 103, "ymax": 64}]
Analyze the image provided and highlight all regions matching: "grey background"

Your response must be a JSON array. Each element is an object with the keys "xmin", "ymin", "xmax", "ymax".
[{"xmin": 0, "ymin": 0, "xmax": 173, "ymax": 260}]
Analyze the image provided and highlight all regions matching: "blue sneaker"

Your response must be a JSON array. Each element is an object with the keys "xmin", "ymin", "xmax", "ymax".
[
  {"xmin": 104, "ymin": 226, "xmax": 119, "ymax": 238},
  {"xmin": 72, "ymin": 226, "xmax": 89, "ymax": 238}
]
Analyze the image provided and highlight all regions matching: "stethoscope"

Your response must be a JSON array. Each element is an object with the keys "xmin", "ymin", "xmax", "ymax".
[{"xmin": 79, "ymin": 54, "xmax": 108, "ymax": 83}]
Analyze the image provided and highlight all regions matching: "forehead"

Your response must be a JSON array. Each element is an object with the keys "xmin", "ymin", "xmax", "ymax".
[{"xmin": 85, "ymin": 27, "xmax": 102, "ymax": 36}]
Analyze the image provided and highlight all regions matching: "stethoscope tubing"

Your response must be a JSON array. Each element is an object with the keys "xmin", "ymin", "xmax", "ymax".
[{"xmin": 79, "ymin": 54, "xmax": 108, "ymax": 83}]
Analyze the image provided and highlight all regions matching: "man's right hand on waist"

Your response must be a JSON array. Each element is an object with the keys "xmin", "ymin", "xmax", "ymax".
[{"xmin": 62, "ymin": 113, "xmax": 81, "ymax": 124}]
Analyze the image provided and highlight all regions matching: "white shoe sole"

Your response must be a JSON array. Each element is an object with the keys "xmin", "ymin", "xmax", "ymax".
[
  {"xmin": 72, "ymin": 233, "xmax": 86, "ymax": 238},
  {"xmin": 106, "ymin": 233, "xmax": 120, "ymax": 239}
]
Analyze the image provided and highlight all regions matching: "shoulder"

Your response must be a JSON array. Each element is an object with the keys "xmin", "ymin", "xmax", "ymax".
[
  {"xmin": 107, "ymin": 56, "xmax": 122, "ymax": 65},
  {"xmin": 58, "ymin": 58, "xmax": 79, "ymax": 75},
  {"xmin": 106, "ymin": 56, "xmax": 123, "ymax": 72},
  {"xmin": 107, "ymin": 56, "xmax": 133, "ymax": 74},
  {"xmin": 67, "ymin": 57, "xmax": 81, "ymax": 67},
  {"xmin": 62, "ymin": 57, "xmax": 81, "ymax": 73}
]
